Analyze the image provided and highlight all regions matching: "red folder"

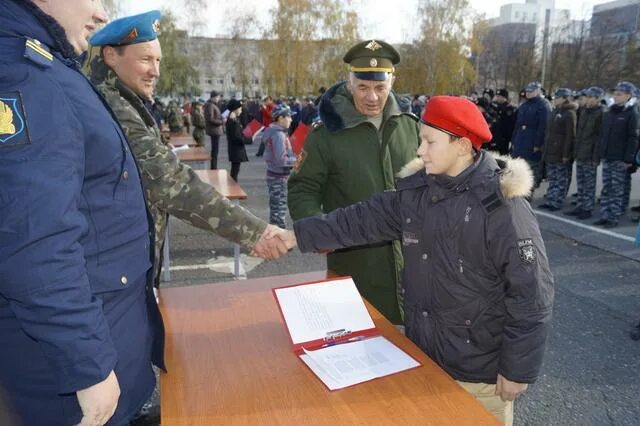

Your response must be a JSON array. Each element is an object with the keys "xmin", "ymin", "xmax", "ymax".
[
  {"xmin": 290, "ymin": 123, "xmax": 310, "ymax": 155},
  {"xmin": 242, "ymin": 119, "xmax": 263, "ymax": 138}
]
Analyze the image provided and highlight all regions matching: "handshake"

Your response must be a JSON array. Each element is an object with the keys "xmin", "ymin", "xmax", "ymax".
[{"xmin": 250, "ymin": 225, "xmax": 298, "ymax": 260}]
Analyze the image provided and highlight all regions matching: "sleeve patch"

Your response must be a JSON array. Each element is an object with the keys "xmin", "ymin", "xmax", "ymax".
[
  {"xmin": 517, "ymin": 238, "xmax": 537, "ymax": 264},
  {"xmin": 0, "ymin": 92, "xmax": 30, "ymax": 148}
]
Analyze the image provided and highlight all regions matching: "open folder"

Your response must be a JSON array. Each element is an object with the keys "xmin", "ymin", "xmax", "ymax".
[{"xmin": 273, "ymin": 277, "xmax": 421, "ymax": 390}]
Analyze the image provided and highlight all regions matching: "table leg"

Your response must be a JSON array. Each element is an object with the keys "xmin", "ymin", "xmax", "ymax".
[
  {"xmin": 233, "ymin": 200, "xmax": 246, "ymax": 280},
  {"xmin": 162, "ymin": 222, "xmax": 171, "ymax": 282}
]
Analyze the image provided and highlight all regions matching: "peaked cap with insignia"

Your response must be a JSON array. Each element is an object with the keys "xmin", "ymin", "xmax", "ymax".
[
  {"xmin": 90, "ymin": 10, "xmax": 162, "ymax": 46},
  {"xmin": 343, "ymin": 39, "xmax": 400, "ymax": 81}
]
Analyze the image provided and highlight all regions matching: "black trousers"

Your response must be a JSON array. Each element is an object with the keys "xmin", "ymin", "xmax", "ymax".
[
  {"xmin": 230, "ymin": 162, "xmax": 241, "ymax": 181},
  {"xmin": 210, "ymin": 135, "xmax": 220, "ymax": 169}
]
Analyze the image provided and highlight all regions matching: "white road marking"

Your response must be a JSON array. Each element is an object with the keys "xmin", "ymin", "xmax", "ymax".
[
  {"xmin": 535, "ymin": 210, "xmax": 636, "ymax": 243},
  {"xmin": 169, "ymin": 254, "xmax": 265, "ymax": 273}
]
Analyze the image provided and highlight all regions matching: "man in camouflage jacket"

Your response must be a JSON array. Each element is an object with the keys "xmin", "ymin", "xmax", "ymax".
[{"xmin": 88, "ymin": 14, "xmax": 287, "ymax": 284}]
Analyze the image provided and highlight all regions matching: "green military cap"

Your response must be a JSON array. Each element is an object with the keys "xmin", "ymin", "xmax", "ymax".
[{"xmin": 343, "ymin": 39, "xmax": 400, "ymax": 81}]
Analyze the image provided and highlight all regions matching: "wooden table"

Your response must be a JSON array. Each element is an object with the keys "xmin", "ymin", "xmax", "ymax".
[
  {"xmin": 159, "ymin": 272, "xmax": 500, "ymax": 426},
  {"xmin": 170, "ymin": 134, "xmax": 198, "ymax": 147},
  {"xmin": 177, "ymin": 146, "xmax": 211, "ymax": 170},
  {"xmin": 161, "ymin": 170, "xmax": 249, "ymax": 282}
]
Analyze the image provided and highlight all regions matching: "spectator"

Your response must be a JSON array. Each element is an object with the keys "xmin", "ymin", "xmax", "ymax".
[
  {"xmin": 204, "ymin": 90, "xmax": 224, "ymax": 169},
  {"xmin": 225, "ymin": 99, "xmax": 249, "ymax": 181},
  {"xmin": 264, "ymin": 104, "xmax": 297, "ymax": 228}
]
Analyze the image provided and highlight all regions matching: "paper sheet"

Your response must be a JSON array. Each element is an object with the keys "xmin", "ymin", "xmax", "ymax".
[
  {"xmin": 299, "ymin": 336, "xmax": 420, "ymax": 390},
  {"xmin": 274, "ymin": 278, "xmax": 375, "ymax": 344},
  {"xmin": 171, "ymin": 144, "xmax": 190, "ymax": 154}
]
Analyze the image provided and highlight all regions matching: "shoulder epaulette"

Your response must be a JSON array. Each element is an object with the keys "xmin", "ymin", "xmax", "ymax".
[
  {"xmin": 24, "ymin": 38, "xmax": 53, "ymax": 68},
  {"xmin": 311, "ymin": 121, "xmax": 324, "ymax": 129},
  {"xmin": 396, "ymin": 171, "xmax": 428, "ymax": 191},
  {"xmin": 480, "ymin": 192, "xmax": 503, "ymax": 214}
]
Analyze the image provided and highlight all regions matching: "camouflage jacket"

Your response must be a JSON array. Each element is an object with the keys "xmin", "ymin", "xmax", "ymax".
[{"xmin": 88, "ymin": 57, "xmax": 267, "ymax": 280}]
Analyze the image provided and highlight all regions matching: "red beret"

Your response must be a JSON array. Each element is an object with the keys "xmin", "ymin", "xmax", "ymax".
[{"xmin": 420, "ymin": 96, "xmax": 492, "ymax": 150}]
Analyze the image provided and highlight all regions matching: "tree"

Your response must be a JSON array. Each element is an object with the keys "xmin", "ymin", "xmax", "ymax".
[
  {"xmin": 396, "ymin": 0, "xmax": 476, "ymax": 95},
  {"xmin": 156, "ymin": 11, "xmax": 200, "ymax": 97},
  {"xmin": 262, "ymin": 0, "xmax": 360, "ymax": 95}
]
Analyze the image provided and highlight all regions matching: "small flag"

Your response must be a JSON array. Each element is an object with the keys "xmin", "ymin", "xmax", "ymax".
[
  {"xmin": 243, "ymin": 119, "xmax": 263, "ymax": 138},
  {"xmin": 290, "ymin": 123, "xmax": 310, "ymax": 155}
]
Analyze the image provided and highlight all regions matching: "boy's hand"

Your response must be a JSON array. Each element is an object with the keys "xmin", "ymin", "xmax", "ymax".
[{"xmin": 495, "ymin": 373, "xmax": 528, "ymax": 402}]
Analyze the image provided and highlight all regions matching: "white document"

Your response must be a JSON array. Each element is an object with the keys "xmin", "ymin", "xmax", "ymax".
[
  {"xmin": 300, "ymin": 336, "xmax": 420, "ymax": 390},
  {"xmin": 274, "ymin": 278, "xmax": 375, "ymax": 344},
  {"xmin": 171, "ymin": 144, "xmax": 190, "ymax": 154}
]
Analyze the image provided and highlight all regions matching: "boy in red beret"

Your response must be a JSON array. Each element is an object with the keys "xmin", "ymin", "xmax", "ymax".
[{"xmin": 271, "ymin": 96, "xmax": 554, "ymax": 425}]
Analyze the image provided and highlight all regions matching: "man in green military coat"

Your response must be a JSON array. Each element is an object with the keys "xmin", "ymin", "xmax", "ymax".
[
  {"xmin": 87, "ymin": 11, "xmax": 289, "ymax": 285},
  {"xmin": 288, "ymin": 40, "xmax": 420, "ymax": 324}
]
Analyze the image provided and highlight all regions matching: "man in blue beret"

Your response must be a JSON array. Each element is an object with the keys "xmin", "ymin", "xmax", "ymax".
[
  {"xmin": 87, "ymin": 12, "xmax": 290, "ymax": 283},
  {"xmin": 0, "ymin": 0, "xmax": 164, "ymax": 425}
]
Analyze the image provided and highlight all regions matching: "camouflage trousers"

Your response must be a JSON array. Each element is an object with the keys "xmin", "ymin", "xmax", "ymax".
[
  {"xmin": 525, "ymin": 159, "xmax": 543, "ymax": 188},
  {"xmin": 623, "ymin": 168, "xmax": 633, "ymax": 212},
  {"xmin": 600, "ymin": 160, "xmax": 626, "ymax": 220},
  {"xmin": 576, "ymin": 161, "xmax": 597, "ymax": 212},
  {"xmin": 267, "ymin": 175, "xmax": 289, "ymax": 229},
  {"xmin": 545, "ymin": 163, "xmax": 569, "ymax": 208}
]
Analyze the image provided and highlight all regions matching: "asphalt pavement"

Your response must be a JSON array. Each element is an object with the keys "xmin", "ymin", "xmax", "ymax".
[{"xmin": 163, "ymin": 135, "xmax": 640, "ymax": 426}]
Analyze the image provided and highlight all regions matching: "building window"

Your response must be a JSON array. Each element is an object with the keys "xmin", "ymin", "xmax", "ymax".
[
  {"xmin": 523, "ymin": 12, "xmax": 527, "ymax": 21},
  {"xmin": 515, "ymin": 11, "xmax": 519, "ymax": 19},
  {"xmin": 219, "ymin": 79, "xmax": 224, "ymax": 84}
]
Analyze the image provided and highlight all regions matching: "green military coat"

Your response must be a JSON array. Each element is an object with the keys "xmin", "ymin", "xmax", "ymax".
[
  {"xmin": 288, "ymin": 82, "xmax": 420, "ymax": 323},
  {"xmin": 89, "ymin": 57, "xmax": 267, "ymax": 282}
]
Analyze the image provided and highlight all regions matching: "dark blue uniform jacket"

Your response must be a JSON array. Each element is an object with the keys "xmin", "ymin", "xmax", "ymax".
[
  {"xmin": 0, "ymin": 1, "xmax": 164, "ymax": 424},
  {"xmin": 512, "ymin": 96, "xmax": 549, "ymax": 161}
]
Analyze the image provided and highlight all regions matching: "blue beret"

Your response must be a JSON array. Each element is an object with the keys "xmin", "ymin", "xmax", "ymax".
[{"xmin": 90, "ymin": 10, "xmax": 161, "ymax": 46}]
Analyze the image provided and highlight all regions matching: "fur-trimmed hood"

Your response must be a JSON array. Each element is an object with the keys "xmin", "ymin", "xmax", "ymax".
[
  {"xmin": 396, "ymin": 152, "xmax": 534, "ymax": 199},
  {"xmin": 318, "ymin": 81, "xmax": 405, "ymax": 132}
]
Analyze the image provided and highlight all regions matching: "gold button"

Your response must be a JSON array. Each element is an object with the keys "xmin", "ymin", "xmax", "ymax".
[{"xmin": 120, "ymin": 276, "xmax": 128, "ymax": 285}]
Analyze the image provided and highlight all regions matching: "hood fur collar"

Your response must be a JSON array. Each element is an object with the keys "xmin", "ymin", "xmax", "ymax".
[{"xmin": 396, "ymin": 153, "xmax": 533, "ymax": 199}]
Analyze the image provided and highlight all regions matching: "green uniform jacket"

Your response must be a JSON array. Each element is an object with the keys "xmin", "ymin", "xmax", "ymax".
[
  {"xmin": 88, "ymin": 57, "xmax": 267, "ymax": 281},
  {"xmin": 191, "ymin": 109, "xmax": 207, "ymax": 146},
  {"xmin": 288, "ymin": 81, "xmax": 420, "ymax": 323}
]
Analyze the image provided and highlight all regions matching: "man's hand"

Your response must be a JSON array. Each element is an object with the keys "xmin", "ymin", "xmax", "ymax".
[
  {"xmin": 251, "ymin": 225, "xmax": 296, "ymax": 260},
  {"xmin": 495, "ymin": 373, "xmax": 528, "ymax": 402},
  {"xmin": 76, "ymin": 370, "xmax": 120, "ymax": 426},
  {"xmin": 624, "ymin": 162, "xmax": 634, "ymax": 169}
]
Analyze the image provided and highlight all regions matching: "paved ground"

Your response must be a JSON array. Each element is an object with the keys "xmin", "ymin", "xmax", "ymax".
[{"xmin": 160, "ymin": 136, "xmax": 640, "ymax": 425}]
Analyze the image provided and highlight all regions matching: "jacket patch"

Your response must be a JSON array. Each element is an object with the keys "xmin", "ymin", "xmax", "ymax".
[
  {"xmin": 0, "ymin": 92, "xmax": 30, "ymax": 148},
  {"xmin": 402, "ymin": 231, "xmax": 420, "ymax": 246},
  {"xmin": 517, "ymin": 238, "xmax": 537, "ymax": 264}
]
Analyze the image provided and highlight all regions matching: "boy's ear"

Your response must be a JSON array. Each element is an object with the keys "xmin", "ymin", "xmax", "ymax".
[{"xmin": 457, "ymin": 137, "xmax": 474, "ymax": 155}]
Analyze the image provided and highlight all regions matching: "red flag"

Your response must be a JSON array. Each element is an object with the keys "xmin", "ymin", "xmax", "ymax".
[
  {"xmin": 290, "ymin": 123, "xmax": 310, "ymax": 155},
  {"xmin": 242, "ymin": 119, "xmax": 263, "ymax": 138}
]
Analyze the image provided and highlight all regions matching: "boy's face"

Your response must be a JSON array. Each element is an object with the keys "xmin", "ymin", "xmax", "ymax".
[{"xmin": 417, "ymin": 124, "xmax": 463, "ymax": 176}]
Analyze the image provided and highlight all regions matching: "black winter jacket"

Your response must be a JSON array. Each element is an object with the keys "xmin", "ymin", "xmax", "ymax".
[
  {"xmin": 574, "ymin": 105, "xmax": 604, "ymax": 163},
  {"xmin": 544, "ymin": 102, "xmax": 577, "ymax": 164},
  {"xmin": 225, "ymin": 117, "xmax": 249, "ymax": 163},
  {"xmin": 294, "ymin": 152, "xmax": 554, "ymax": 384},
  {"xmin": 599, "ymin": 99, "xmax": 639, "ymax": 163}
]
